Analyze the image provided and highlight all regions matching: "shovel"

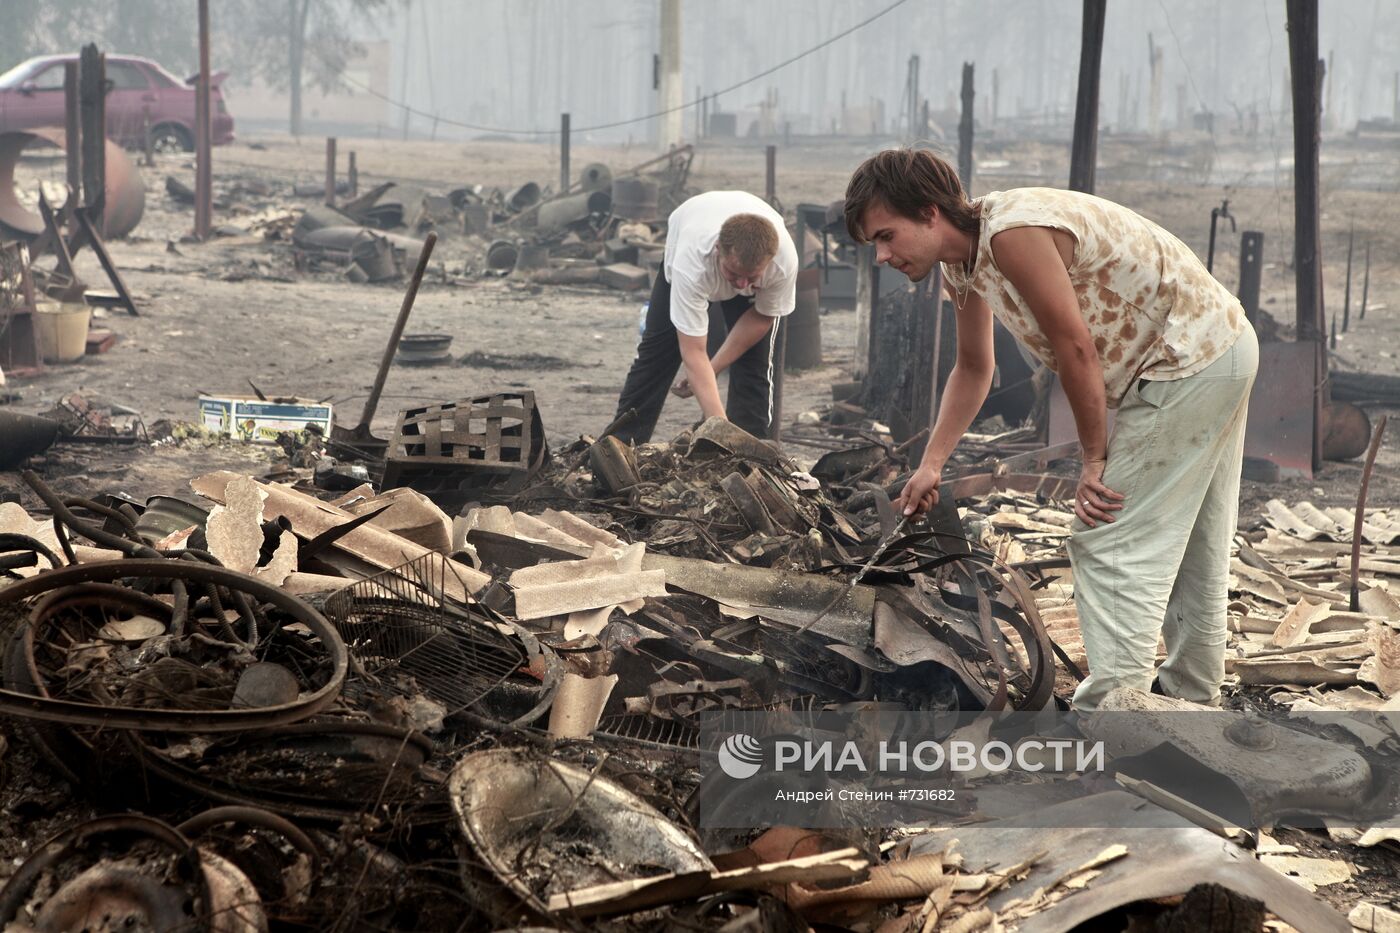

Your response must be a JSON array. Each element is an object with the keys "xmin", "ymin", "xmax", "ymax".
[{"xmin": 329, "ymin": 231, "xmax": 437, "ymax": 457}]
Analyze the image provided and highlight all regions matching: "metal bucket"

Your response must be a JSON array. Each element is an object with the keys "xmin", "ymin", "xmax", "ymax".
[
  {"xmin": 513, "ymin": 244, "xmax": 551, "ymax": 272},
  {"xmin": 486, "ymin": 240, "xmax": 519, "ymax": 270},
  {"xmin": 610, "ymin": 177, "xmax": 660, "ymax": 221}
]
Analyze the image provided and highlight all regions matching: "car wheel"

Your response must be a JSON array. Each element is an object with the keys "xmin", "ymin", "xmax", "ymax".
[{"xmin": 149, "ymin": 124, "xmax": 193, "ymax": 154}]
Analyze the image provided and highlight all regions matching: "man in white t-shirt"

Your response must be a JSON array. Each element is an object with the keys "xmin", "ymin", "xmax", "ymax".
[{"xmin": 611, "ymin": 190, "xmax": 798, "ymax": 443}]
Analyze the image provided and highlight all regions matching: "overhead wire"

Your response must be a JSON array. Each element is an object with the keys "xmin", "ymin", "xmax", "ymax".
[{"xmin": 316, "ymin": 0, "xmax": 912, "ymax": 136}]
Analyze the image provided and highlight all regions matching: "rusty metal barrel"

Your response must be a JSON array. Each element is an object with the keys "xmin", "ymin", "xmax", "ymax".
[
  {"xmin": 784, "ymin": 268, "xmax": 822, "ymax": 371},
  {"xmin": 610, "ymin": 177, "xmax": 659, "ymax": 221}
]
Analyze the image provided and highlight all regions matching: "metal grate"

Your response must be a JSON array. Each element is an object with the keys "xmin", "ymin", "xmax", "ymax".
[
  {"xmin": 382, "ymin": 392, "xmax": 549, "ymax": 509},
  {"xmin": 387, "ymin": 392, "xmax": 545, "ymax": 469},
  {"xmin": 324, "ymin": 554, "xmax": 524, "ymax": 716}
]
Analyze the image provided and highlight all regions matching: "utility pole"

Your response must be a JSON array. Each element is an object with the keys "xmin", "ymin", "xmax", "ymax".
[
  {"xmin": 399, "ymin": 0, "xmax": 412, "ymax": 139},
  {"xmin": 659, "ymin": 0, "xmax": 683, "ymax": 150},
  {"xmin": 1069, "ymin": 0, "xmax": 1107, "ymax": 193}
]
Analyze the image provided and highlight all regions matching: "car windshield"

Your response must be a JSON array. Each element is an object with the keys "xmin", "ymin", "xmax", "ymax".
[{"xmin": 0, "ymin": 60, "xmax": 41, "ymax": 89}]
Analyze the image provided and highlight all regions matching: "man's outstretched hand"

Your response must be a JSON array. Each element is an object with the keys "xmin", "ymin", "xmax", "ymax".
[{"xmin": 896, "ymin": 464, "xmax": 941, "ymax": 517}]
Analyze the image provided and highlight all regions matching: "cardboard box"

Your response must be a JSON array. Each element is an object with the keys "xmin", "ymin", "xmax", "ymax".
[{"xmin": 199, "ymin": 394, "xmax": 333, "ymax": 444}]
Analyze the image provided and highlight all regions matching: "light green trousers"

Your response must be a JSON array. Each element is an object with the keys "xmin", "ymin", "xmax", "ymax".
[{"xmin": 1068, "ymin": 327, "xmax": 1259, "ymax": 711}]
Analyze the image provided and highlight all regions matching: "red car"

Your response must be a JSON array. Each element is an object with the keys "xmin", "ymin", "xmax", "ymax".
[{"xmin": 0, "ymin": 53, "xmax": 234, "ymax": 152}]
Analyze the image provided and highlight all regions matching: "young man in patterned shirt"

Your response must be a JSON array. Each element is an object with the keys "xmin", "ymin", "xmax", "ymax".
[{"xmin": 844, "ymin": 148, "xmax": 1258, "ymax": 712}]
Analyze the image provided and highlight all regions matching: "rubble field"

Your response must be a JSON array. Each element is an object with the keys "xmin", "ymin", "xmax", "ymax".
[{"xmin": 0, "ymin": 131, "xmax": 1395, "ymax": 931}]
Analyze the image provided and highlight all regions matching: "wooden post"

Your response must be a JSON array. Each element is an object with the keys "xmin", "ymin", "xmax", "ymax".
[
  {"xmin": 1069, "ymin": 0, "xmax": 1106, "ymax": 193},
  {"xmin": 764, "ymin": 145, "xmax": 776, "ymax": 206},
  {"xmin": 78, "ymin": 45, "xmax": 105, "ymax": 232},
  {"xmin": 958, "ymin": 62, "xmax": 975, "ymax": 190},
  {"xmin": 347, "ymin": 151, "xmax": 358, "ymax": 198},
  {"xmin": 324, "ymin": 137, "xmax": 337, "ymax": 206},
  {"xmin": 853, "ymin": 244, "xmax": 874, "ymax": 381},
  {"xmin": 194, "ymin": 0, "xmax": 212, "ymax": 240},
  {"xmin": 1360, "ymin": 243, "xmax": 1370, "ymax": 321},
  {"xmin": 63, "ymin": 62, "xmax": 80, "ymax": 201},
  {"xmin": 559, "ymin": 113, "xmax": 571, "ymax": 192},
  {"xmin": 1342, "ymin": 224, "xmax": 1353, "ymax": 332},
  {"xmin": 1117, "ymin": 71, "xmax": 1129, "ymax": 131},
  {"xmin": 1238, "ymin": 231, "xmax": 1264, "ymax": 325},
  {"xmin": 1287, "ymin": 0, "xmax": 1324, "ymax": 473},
  {"xmin": 142, "ymin": 104, "xmax": 154, "ymax": 166}
]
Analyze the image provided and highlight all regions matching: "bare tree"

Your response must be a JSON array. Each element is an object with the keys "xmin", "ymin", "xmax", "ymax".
[{"xmin": 223, "ymin": 0, "xmax": 395, "ymax": 136}]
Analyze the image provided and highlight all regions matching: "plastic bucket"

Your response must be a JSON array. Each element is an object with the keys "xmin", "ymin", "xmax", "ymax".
[{"xmin": 35, "ymin": 301, "xmax": 91, "ymax": 364}]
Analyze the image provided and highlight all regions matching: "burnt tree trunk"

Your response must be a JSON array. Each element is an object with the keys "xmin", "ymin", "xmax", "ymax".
[{"xmin": 958, "ymin": 62, "xmax": 974, "ymax": 190}]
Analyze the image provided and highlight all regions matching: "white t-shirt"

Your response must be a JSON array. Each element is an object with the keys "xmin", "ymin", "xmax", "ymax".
[{"xmin": 662, "ymin": 191, "xmax": 798, "ymax": 337}]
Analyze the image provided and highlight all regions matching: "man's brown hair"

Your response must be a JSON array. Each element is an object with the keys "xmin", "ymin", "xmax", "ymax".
[
  {"xmin": 843, "ymin": 148, "xmax": 980, "ymax": 242},
  {"xmin": 718, "ymin": 213, "xmax": 779, "ymax": 271}
]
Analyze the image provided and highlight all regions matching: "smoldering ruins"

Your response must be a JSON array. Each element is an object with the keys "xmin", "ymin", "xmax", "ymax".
[{"xmin": 0, "ymin": 1, "xmax": 1398, "ymax": 930}]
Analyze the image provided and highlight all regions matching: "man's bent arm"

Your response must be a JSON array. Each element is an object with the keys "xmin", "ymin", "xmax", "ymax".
[
  {"xmin": 677, "ymin": 333, "xmax": 726, "ymax": 420},
  {"xmin": 709, "ymin": 307, "xmax": 775, "ymax": 375},
  {"xmin": 921, "ymin": 290, "xmax": 996, "ymax": 472},
  {"xmin": 898, "ymin": 287, "xmax": 995, "ymax": 516}
]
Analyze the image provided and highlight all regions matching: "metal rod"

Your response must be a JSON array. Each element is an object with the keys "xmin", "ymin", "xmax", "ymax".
[
  {"xmin": 347, "ymin": 151, "xmax": 358, "ymax": 198},
  {"xmin": 1350, "ymin": 415, "xmax": 1388, "ymax": 612}
]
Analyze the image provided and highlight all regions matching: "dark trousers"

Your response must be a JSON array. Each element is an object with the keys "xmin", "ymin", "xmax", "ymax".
[{"xmin": 612, "ymin": 273, "xmax": 776, "ymax": 444}]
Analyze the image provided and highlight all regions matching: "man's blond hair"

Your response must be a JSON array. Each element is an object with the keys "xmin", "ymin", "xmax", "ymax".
[{"xmin": 718, "ymin": 213, "xmax": 779, "ymax": 272}]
